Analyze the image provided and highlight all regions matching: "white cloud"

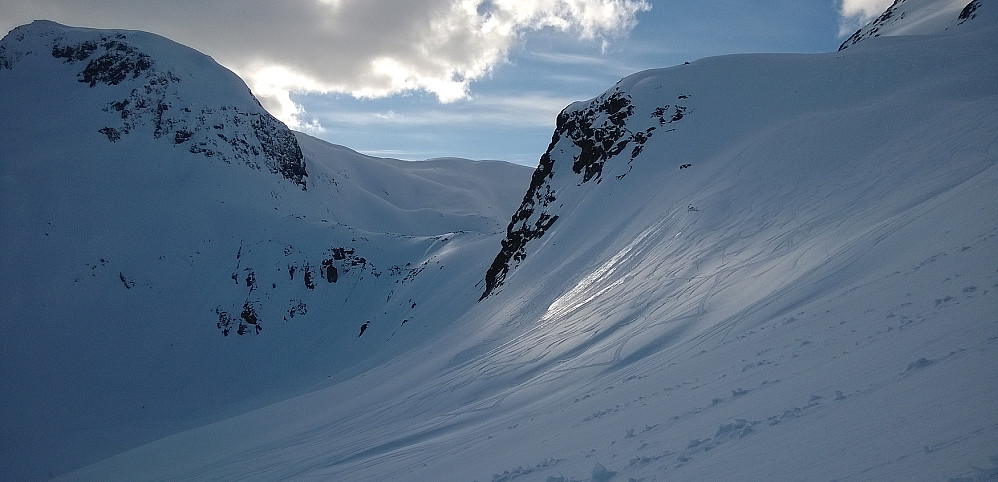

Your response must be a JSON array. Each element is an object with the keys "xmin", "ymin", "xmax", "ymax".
[
  {"xmin": 838, "ymin": 0, "xmax": 894, "ymax": 36},
  {"xmin": 840, "ymin": 0, "xmax": 894, "ymax": 19},
  {"xmin": 0, "ymin": 0, "xmax": 650, "ymax": 129}
]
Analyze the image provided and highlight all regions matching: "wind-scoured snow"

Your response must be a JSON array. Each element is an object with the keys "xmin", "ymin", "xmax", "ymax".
[{"xmin": 4, "ymin": 2, "xmax": 998, "ymax": 480}]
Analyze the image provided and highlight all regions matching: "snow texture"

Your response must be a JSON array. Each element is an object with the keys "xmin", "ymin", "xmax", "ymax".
[
  {"xmin": 0, "ymin": 21, "xmax": 530, "ymax": 481},
  {"xmin": 2, "ymin": 2, "xmax": 997, "ymax": 481}
]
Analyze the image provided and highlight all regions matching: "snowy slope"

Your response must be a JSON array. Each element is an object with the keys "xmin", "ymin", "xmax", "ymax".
[
  {"xmin": 7, "ymin": 1, "xmax": 998, "ymax": 480},
  {"xmin": 839, "ymin": 0, "xmax": 981, "ymax": 49},
  {"xmin": 0, "ymin": 21, "xmax": 530, "ymax": 481},
  {"xmin": 51, "ymin": 2, "xmax": 998, "ymax": 480}
]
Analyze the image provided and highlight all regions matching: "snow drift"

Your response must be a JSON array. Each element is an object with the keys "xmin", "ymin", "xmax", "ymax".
[{"xmin": 2, "ymin": 1, "xmax": 997, "ymax": 480}]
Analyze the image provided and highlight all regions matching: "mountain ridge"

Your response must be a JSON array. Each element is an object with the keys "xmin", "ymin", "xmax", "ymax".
[
  {"xmin": 482, "ymin": 0, "xmax": 995, "ymax": 300},
  {"xmin": 1, "ymin": 20, "xmax": 309, "ymax": 188},
  {"xmin": 0, "ymin": 20, "xmax": 530, "ymax": 481},
  {"xmin": 3, "ymin": 1, "xmax": 997, "ymax": 480},
  {"xmin": 839, "ymin": 0, "xmax": 986, "ymax": 50}
]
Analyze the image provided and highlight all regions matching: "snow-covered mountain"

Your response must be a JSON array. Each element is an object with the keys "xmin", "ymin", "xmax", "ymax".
[
  {"xmin": 0, "ymin": 20, "xmax": 531, "ymax": 481},
  {"xmin": 839, "ymin": 0, "xmax": 982, "ymax": 49},
  {"xmin": 4, "ymin": 0, "xmax": 998, "ymax": 479}
]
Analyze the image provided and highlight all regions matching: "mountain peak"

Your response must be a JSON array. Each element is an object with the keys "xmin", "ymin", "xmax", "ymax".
[
  {"xmin": 481, "ymin": 0, "xmax": 997, "ymax": 301},
  {"xmin": 0, "ymin": 21, "xmax": 307, "ymax": 188},
  {"xmin": 839, "ymin": 0, "xmax": 989, "ymax": 50}
]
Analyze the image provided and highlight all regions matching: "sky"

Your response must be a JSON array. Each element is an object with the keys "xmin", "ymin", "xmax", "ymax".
[{"xmin": 0, "ymin": 0, "xmax": 894, "ymax": 165}]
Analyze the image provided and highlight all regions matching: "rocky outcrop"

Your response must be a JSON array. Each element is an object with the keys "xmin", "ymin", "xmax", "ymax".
[
  {"xmin": 211, "ymin": 241, "xmax": 435, "ymax": 337},
  {"xmin": 51, "ymin": 35, "xmax": 153, "ymax": 86},
  {"xmin": 481, "ymin": 88, "xmax": 690, "ymax": 299},
  {"xmin": 1, "ymin": 21, "xmax": 308, "ymax": 189},
  {"xmin": 959, "ymin": 0, "xmax": 982, "ymax": 23}
]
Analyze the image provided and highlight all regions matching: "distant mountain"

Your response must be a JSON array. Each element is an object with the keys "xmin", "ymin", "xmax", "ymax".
[
  {"xmin": 0, "ymin": 21, "xmax": 530, "ymax": 481},
  {"xmin": 5, "ymin": 0, "xmax": 998, "ymax": 480},
  {"xmin": 839, "ymin": 0, "xmax": 982, "ymax": 50}
]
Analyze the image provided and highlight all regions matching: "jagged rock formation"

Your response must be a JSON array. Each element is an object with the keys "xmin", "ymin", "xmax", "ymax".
[
  {"xmin": 481, "ymin": 89, "xmax": 690, "ymax": 299},
  {"xmin": 959, "ymin": 0, "xmax": 983, "ymax": 23}
]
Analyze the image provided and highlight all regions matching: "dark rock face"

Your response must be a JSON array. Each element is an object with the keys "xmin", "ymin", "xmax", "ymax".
[
  {"xmin": 319, "ymin": 247, "xmax": 367, "ymax": 285},
  {"xmin": 215, "ymin": 302, "xmax": 262, "ymax": 337},
  {"xmin": 303, "ymin": 264, "xmax": 316, "ymax": 290},
  {"xmin": 322, "ymin": 259, "xmax": 339, "ymax": 283},
  {"xmin": 240, "ymin": 302, "xmax": 262, "ymax": 334},
  {"xmin": 566, "ymin": 90, "xmax": 637, "ymax": 183},
  {"xmin": 52, "ymin": 35, "xmax": 153, "ymax": 86},
  {"xmin": 480, "ymin": 124, "xmax": 561, "ymax": 301},
  {"xmin": 253, "ymin": 116, "xmax": 308, "ymax": 188},
  {"xmin": 50, "ymin": 39, "xmax": 98, "ymax": 62},
  {"xmin": 211, "ymin": 242, "xmax": 428, "ymax": 337},
  {"xmin": 480, "ymin": 88, "xmax": 690, "ymax": 299},
  {"xmin": 959, "ymin": 0, "xmax": 982, "ymax": 23}
]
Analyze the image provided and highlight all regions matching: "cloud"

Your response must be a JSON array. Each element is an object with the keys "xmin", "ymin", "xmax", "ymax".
[
  {"xmin": 312, "ymin": 92, "xmax": 578, "ymax": 129},
  {"xmin": 0, "ymin": 0, "xmax": 650, "ymax": 129},
  {"xmin": 837, "ymin": 0, "xmax": 894, "ymax": 36}
]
